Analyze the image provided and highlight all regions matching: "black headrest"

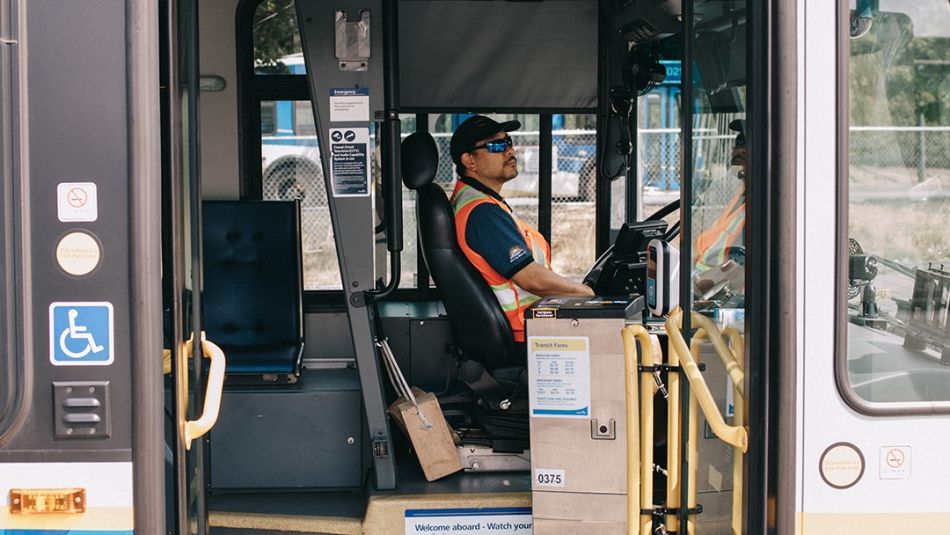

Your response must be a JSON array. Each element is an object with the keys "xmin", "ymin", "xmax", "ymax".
[{"xmin": 401, "ymin": 132, "xmax": 439, "ymax": 190}]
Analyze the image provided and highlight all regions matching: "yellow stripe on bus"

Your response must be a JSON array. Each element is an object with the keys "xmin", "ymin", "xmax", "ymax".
[
  {"xmin": 799, "ymin": 512, "xmax": 950, "ymax": 534},
  {"xmin": 1, "ymin": 506, "xmax": 133, "ymax": 531}
]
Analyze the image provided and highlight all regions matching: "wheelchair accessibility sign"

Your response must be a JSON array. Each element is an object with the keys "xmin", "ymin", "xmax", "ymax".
[{"xmin": 49, "ymin": 302, "xmax": 114, "ymax": 366}]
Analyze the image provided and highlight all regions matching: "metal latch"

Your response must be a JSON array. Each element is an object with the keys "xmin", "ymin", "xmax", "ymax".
[
  {"xmin": 372, "ymin": 438, "xmax": 389, "ymax": 457},
  {"xmin": 591, "ymin": 418, "xmax": 616, "ymax": 440},
  {"xmin": 335, "ymin": 10, "xmax": 370, "ymax": 71}
]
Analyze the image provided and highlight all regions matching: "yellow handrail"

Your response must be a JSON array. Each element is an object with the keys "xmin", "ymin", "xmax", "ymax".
[
  {"xmin": 641, "ymin": 333, "xmax": 660, "ymax": 535},
  {"xmin": 721, "ymin": 325, "xmax": 746, "ymax": 535},
  {"xmin": 621, "ymin": 326, "xmax": 656, "ymax": 535},
  {"xmin": 687, "ymin": 325, "xmax": 745, "ymax": 535},
  {"xmin": 686, "ymin": 330, "xmax": 705, "ymax": 535},
  {"xmin": 666, "ymin": 309, "xmax": 748, "ymax": 452},
  {"xmin": 722, "ymin": 325, "xmax": 744, "ymax": 362},
  {"xmin": 666, "ymin": 324, "xmax": 682, "ymax": 535},
  {"xmin": 731, "ymin": 367, "xmax": 744, "ymax": 535},
  {"xmin": 182, "ymin": 334, "xmax": 227, "ymax": 450},
  {"xmin": 690, "ymin": 312, "xmax": 744, "ymax": 396}
]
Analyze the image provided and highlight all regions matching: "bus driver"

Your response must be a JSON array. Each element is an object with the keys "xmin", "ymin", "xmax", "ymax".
[{"xmin": 449, "ymin": 115, "xmax": 594, "ymax": 347}]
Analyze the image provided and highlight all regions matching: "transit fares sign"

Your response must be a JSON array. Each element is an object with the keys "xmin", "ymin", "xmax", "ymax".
[{"xmin": 527, "ymin": 336, "xmax": 591, "ymax": 418}]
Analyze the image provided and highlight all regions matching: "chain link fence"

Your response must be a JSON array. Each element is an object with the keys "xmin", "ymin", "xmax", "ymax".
[
  {"xmin": 261, "ymin": 151, "xmax": 339, "ymax": 290},
  {"xmin": 429, "ymin": 130, "xmax": 599, "ymax": 201},
  {"xmin": 261, "ymin": 126, "xmax": 950, "ymax": 289},
  {"xmin": 636, "ymin": 127, "xmax": 950, "ymax": 191},
  {"xmin": 848, "ymin": 127, "xmax": 950, "ymax": 265},
  {"xmin": 849, "ymin": 127, "xmax": 950, "ymax": 185}
]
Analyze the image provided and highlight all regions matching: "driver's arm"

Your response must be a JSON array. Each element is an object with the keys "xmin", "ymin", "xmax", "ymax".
[{"xmin": 512, "ymin": 262, "xmax": 594, "ymax": 297}]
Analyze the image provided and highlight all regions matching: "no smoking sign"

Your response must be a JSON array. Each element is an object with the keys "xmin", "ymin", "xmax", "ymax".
[
  {"xmin": 58, "ymin": 182, "xmax": 98, "ymax": 222},
  {"xmin": 879, "ymin": 446, "xmax": 911, "ymax": 479}
]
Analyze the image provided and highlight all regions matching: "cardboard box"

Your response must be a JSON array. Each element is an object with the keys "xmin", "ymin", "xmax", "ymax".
[{"xmin": 388, "ymin": 387, "xmax": 463, "ymax": 481}]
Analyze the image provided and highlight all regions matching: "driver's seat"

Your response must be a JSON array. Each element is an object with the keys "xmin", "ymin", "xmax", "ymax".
[{"xmin": 401, "ymin": 132, "xmax": 527, "ymax": 417}]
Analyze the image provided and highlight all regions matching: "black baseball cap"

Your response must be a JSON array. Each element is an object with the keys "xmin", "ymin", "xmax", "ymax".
[
  {"xmin": 450, "ymin": 115, "xmax": 522, "ymax": 167},
  {"xmin": 729, "ymin": 119, "xmax": 746, "ymax": 147}
]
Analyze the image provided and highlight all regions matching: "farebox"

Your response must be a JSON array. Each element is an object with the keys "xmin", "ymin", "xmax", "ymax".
[{"xmin": 525, "ymin": 296, "xmax": 643, "ymax": 534}]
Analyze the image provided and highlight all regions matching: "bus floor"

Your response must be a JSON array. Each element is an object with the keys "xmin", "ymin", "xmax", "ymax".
[{"xmin": 207, "ymin": 434, "xmax": 532, "ymax": 535}]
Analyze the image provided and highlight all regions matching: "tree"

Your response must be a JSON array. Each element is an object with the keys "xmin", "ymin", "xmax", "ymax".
[{"xmin": 253, "ymin": 0, "xmax": 299, "ymax": 74}]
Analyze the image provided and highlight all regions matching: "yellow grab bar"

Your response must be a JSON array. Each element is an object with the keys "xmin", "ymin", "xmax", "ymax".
[
  {"xmin": 689, "ymin": 323, "xmax": 746, "ymax": 535},
  {"xmin": 722, "ymin": 324, "xmax": 746, "ymax": 535},
  {"xmin": 686, "ymin": 330, "xmax": 703, "ymax": 535},
  {"xmin": 621, "ymin": 326, "xmax": 656, "ymax": 535},
  {"xmin": 641, "ymin": 333, "xmax": 661, "ymax": 535},
  {"xmin": 666, "ymin": 325, "xmax": 681, "ymax": 535},
  {"xmin": 182, "ymin": 334, "xmax": 227, "ymax": 450},
  {"xmin": 666, "ymin": 309, "xmax": 748, "ymax": 452},
  {"xmin": 689, "ymin": 312, "xmax": 744, "ymax": 396},
  {"xmin": 731, "ymin": 370, "xmax": 745, "ymax": 535},
  {"xmin": 722, "ymin": 325, "xmax": 744, "ymax": 362}
]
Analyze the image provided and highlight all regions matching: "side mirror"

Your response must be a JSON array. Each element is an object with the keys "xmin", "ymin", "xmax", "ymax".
[{"xmin": 850, "ymin": 9, "xmax": 873, "ymax": 39}]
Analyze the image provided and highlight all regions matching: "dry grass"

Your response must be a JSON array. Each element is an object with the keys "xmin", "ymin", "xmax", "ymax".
[
  {"xmin": 551, "ymin": 203, "xmax": 598, "ymax": 280},
  {"xmin": 849, "ymin": 197, "xmax": 950, "ymax": 264}
]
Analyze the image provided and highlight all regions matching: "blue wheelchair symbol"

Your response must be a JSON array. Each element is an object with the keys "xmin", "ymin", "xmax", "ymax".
[{"xmin": 49, "ymin": 302, "xmax": 114, "ymax": 366}]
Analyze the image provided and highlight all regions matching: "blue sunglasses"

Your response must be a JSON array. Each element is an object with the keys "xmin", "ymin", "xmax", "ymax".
[{"xmin": 471, "ymin": 135, "xmax": 514, "ymax": 153}]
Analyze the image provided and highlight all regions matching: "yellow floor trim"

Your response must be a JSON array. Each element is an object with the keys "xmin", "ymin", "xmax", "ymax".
[
  {"xmin": 363, "ymin": 491, "xmax": 531, "ymax": 535},
  {"xmin": 210, "ymin": 510, "xmax": 362, "ymax": 534},
  {"xmin": 207, "ymin": 492, "xmax": 530, "ymax": 534},
  {"xmin": 801, "ymin": 512, "xmax": 950, "ymax": 535}
]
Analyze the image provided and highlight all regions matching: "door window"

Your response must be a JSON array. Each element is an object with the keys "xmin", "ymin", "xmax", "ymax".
[{"xmin": 839, "ymin": 0, "xmax": 950, "ymax": 407}]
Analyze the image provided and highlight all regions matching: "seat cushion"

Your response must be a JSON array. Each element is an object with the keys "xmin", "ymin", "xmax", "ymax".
[{"xmin": 220, "ymin": 344, "xmax": 302, "ymax": 375}]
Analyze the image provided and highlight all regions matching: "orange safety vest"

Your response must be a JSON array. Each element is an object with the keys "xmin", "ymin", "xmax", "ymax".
[
  {"xmin": 694, "ymin": 187, "xmax": 745, "ymax": 270},
  {"xmin": 451, "ymin": 180, "xmax": 551, "ymax": 342}
]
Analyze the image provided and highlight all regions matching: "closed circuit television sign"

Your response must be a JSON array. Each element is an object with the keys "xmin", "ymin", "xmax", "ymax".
[{"xmin": 329, "ymin": 127, "xmax": 370, "ymax": 197}]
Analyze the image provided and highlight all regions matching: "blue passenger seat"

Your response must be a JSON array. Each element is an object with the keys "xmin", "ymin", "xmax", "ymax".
[{"xmin": 202, "ymin": 200, "xmax": 304, "ymax": 381}]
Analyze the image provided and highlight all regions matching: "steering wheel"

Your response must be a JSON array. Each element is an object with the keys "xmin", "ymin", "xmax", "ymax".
[
  {"xmin": 646, "ymin": 199, "xmax": 681, "ymax": 242},
  {"xmin": 582, "ymin": 199, "xmax": 682, "ymax": 292},
  {"xmin": 646, "ymin": 199, "xmax": 680, "ymax": 221}
]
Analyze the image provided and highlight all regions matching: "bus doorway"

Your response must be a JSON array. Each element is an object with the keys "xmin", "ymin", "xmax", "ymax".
[{"xmin": 165, "ymin": 0, "xmax": 777, "ymax": 532}]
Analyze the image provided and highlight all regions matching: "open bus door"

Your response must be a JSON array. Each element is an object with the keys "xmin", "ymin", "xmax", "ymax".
[
  {"xmin": 164, "ymin": 0, "xmax": 207, "ymax": 533},
  {"xmin": 0, "ymin": 1, "xmax": 169, "ymax": 534}
]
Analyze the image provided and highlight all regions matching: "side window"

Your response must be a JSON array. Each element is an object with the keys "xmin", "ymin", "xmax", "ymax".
[
  {"xmin": 639, "ymin": 85, "xmax": 681, "ymax": 221},
  {"xmin": 244, "ymin": 0, "xmax": 341, "ymax": 290},
  {"xmin": 551, "ymin": 114, "xmax": 597, "ymax": 281},
  {"xmin": 841, "ymin": 0, "xmax": 950, "ymax": 405},
  {"xmin": 243, "ymin": 7, "xmax": 602, "ymax": 291}
]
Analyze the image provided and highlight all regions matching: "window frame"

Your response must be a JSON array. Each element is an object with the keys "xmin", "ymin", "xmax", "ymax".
[
  {"xmin": 834, "ymin": 0, "xmax": 950, "ymax": 416},
  {"xmin": 237, "ymin": 1, "xmax": 604, "ymax": 304},
  {"xmin": 0, "ymin": 0, "xmax": 28, "ymax": 442},
  {"xmin": 238, "ymin": 0, "xmax": 343, "ymax": 301}
]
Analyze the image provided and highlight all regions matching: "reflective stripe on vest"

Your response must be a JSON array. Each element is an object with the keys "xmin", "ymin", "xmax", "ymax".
[
  {"xmin": 695, "ymin": 188, "xmax": 745, "ymax": 270},
  {"xmin": 451, "ymin": 181, "xmax": 550, "ymax": 342}
]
